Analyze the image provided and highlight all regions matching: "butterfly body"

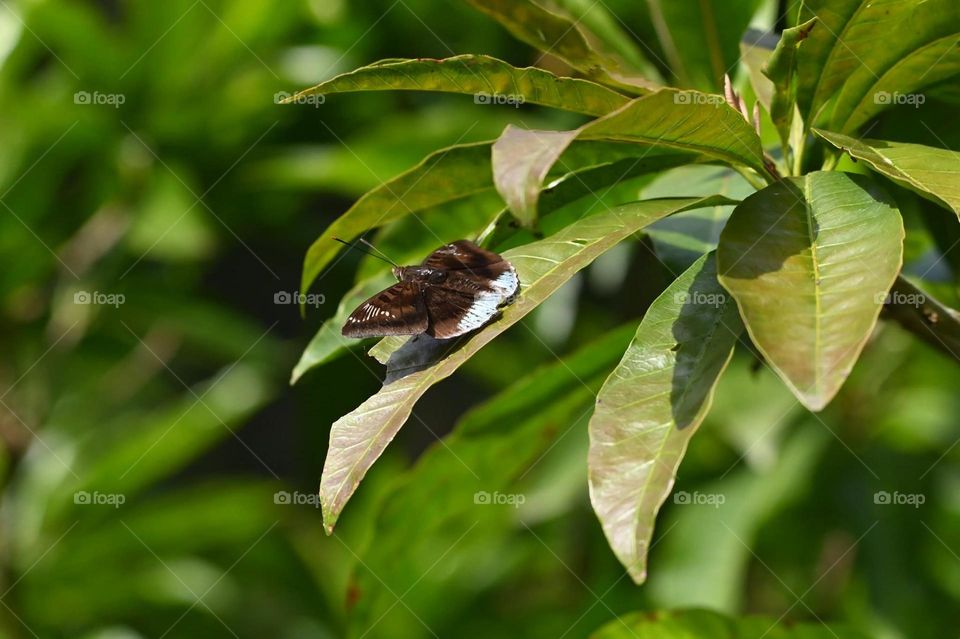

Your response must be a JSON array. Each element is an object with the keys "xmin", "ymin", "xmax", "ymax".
[{"xmin": 342, "ymin": 240, "xmax": 519, "ymax": 340}]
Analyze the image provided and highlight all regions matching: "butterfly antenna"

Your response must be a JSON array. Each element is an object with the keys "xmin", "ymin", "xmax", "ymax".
[{"xmin": 333, "ymin": 237, "xmax": 399, "ymax": 267}]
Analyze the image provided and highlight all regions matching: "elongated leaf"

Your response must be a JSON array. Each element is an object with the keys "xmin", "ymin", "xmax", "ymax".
[
  {"xmin": 590, "ymin": 608, "xmax": 868, "ymax": 638},
  {"xmin": 796, "ymin": 0, "xmax": 960, "ymax": 131},
  {"xmin": 762, "ymin": 17, "xmax": 817, "ymax": 144},
  {"xmin": 833, "ymin": 32, "xmax": 960, "ymax": 133},
  {"xmin": 814, "ymin": 129, "xmax": 960, "ymax": 219},
  {"xmin": 320, "ymin": 195, "xmax": 734, "ymax": 531},
  {"xmin": 286, "ymin": 55, "xmax": 629, "ymax": 117},
  {"xmin": 350, "ymin": 325, "xmax": 635, "ymax": 635},
  {"xmin": 717, "ymin": 171, "xmax": 904, "ymax": 411},
  {"xmin": 492, "ymin": 89, "xmax": 769, "ymax": 225},
  {"xmin": 589, "ymin": 252, "xmax": 741, "ymax": 583},
  {"xmin": 739, "ymin": 28, "xmax": 779, "ymax": 112},
  {"xmin": 465, "ymin": 0, "xmax": 660, "ymax": 94}
]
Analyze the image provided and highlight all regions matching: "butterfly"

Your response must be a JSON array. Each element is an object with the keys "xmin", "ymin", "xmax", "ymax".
[{"xmin": 342, "ymin": 240, "xmax": 519, "ymax": 339}]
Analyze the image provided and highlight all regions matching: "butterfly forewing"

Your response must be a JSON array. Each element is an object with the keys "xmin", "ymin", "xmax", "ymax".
[
  {"xmin": 341, "ymin": 282, "xmax": 428, "ymax": 337},
  {"xmin": 341, "ymin": 240, "xmax": 519, "ymax": 340}
]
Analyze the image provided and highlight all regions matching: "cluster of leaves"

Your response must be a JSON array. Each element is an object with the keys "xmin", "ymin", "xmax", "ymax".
[{"xmin": 294, "ymin": 0, "xmax": 960, "ymax": 620}]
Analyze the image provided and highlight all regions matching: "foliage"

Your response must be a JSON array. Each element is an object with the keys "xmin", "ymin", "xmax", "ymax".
[{"xmin": 2, "ymin": 0, "xmax": 960, "ymax": 638}]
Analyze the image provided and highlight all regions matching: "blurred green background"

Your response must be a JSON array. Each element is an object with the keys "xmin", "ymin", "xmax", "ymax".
[{"xmin": 1, "ymin": 1, "xmax": 959, "ymax": 637}]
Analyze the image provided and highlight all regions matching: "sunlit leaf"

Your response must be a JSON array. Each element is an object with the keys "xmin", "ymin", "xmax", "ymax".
[
  {"xmin": 287, "ymin": 55, "xmax": 630, "ymax": 117},
  {"xmin": 465, "ymin": 0, "xmax": 660, "ymax": 94},
  {"xmin": 588, "ymin": 252, "xmax": 741, "ymax": 583},
  {"xmin": 492, "ymin": 89, "xmax": 769, "ymax": 225},
  {"xmin": 814, "ymin": 129, "xmax": 960, "ymax": 219},
  {"xmin": 717, "ymin": 171, "xmax": 904, "ymax": 410},
  {"xmin": 320, "ymin": 195, "xmax": 734, "ymax": 532},
  {"xmin": 349, "ymin": 325, "xmax": 636, "ymax": 635},
  {"xmin": 795, "ymin": 0, "xmax": 960, "ymax": 131}
]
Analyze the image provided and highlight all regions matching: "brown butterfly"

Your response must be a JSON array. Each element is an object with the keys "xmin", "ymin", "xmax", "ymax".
[{"xmin": 341, "ymin": 240, "xmax": 519, "ymax": 339}]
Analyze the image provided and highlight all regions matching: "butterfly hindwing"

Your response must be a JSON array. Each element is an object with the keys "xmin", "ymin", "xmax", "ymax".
[{"xmin": 341, "ymin": 282, "xmax": 428, "ymax": 338}]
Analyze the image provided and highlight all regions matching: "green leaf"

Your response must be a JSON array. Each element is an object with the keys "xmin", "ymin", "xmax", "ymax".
[
  {"xmin": 589, "ymin": 608, "xmax": 868, "ymax": 638},
  {"xmin": 717, "ymin": 171, "xmax": 904, "ymax": 411},
  {"xmin": 795, "ymin": 0, "xmax": 960, "ymax": 131},
  {"xmin": 588, "ymin": 252, "xmax": 742, "ymax": 584},
  {"xmin": 319, "ymin": 195, "xmax": 735, "ymax": 531},
  {"xmin": 647, "ymin": 0, "xmax": 765, "ymax": 91},
  {"xmin": 492, "ymin": 89, "xmax": 769, "ymax": 225},
  {"xmin": 349, "ymin": 325, "xmax": 636, "ymax": 635},
  {"xmin": 300, "ymin": 141, "xmax": 495, "ymax": 298},
  {"xmin": 762, "ymin": 17, "xmax": 817, "ymax": 146},
  {"xmin": 464, "ymin": 0, "xmax": 660, "ymax": 94},
  {"xmin": 291, "ymin": 272, "xmax": 395, "ymax": 383},
  {"xmin": 813, "ymin": 129, "xmax": 960, "ymax": 219},
  {"xmin": 287, "ymin": 55, "xmax": 630, "ymax": 117}
]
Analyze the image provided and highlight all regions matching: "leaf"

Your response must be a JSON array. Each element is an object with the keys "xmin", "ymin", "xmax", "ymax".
[
  {"xmin": 589, "ymin": 608, "xmax": 869, "ymax": 638},
  {"xmin": 464, "ymin": 0, "xmax": 660, "ymax": 94},
  {"xmin": 588, "ymin": 252, "xmax": 742, "ymax": 584},
  {"xmin": 647, "ymin": 0, "xmax": 765, "ymax": 91},
  {"xmin": 291, "ymin": 272, "xmax": 395, "ymax": 383},
  {"xmin": 795, "ymin": 0, "xmax": 960, "ymax": 131},
  {"xmin": 319, "ymin": 195, "xmax": 735, "ymax": 532},
  {"xmin": 813, "ymin": 129, "xmax": 960, "ymax": 219},
  {"xmin": 642, "ymin": 165, "xmax": 754, "ymax": 272},
  {"xmin": 349, "ymin": 325, "xmax": 636, "ymax": 635},
  {"xmin": 717, "ymin": 171, "xmax": 904, "ymax": 411},
  {"xmin": 287, "ymin": 55, "xmax": 630, "ymax": 117},
  {"xmin": 300, "ymin": 141, "xmax": 494, "ymax": 297},
  {"xmin": 492, "ymin": 89, "xmax": 769, "ymax": 225},
  {"xmin": 761, "ymin": 17, "xmax": 817, "ymax": 145}
]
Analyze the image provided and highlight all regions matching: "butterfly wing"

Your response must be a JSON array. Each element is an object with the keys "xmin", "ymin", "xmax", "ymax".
[
  {"xmin": 422, "ymin": 242, "xmax": 520, "ymax": 339},
  {"xmin": 342, "ymin": 282, "xmax": 428, "ymax": 338}
]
